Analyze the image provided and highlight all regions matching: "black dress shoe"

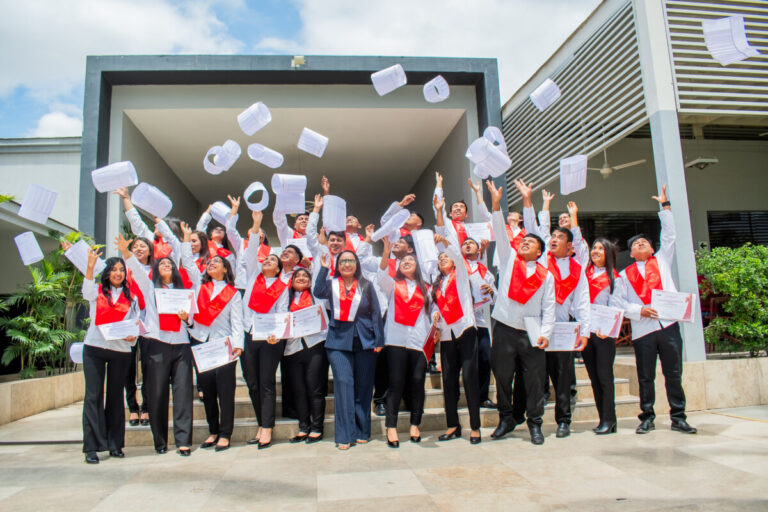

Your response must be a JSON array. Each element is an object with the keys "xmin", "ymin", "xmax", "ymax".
[
  {"xmin": 387, "ymin": 438, "xmax": 400, "ymax": 448},
  {"xmin": 246, "ymin": 437, "xmax": 260, "ymax": 445},
  {"xmin": 410, "ymin": 435, "xmax": 421, "ymax": 443},
  {"xmin": 109, "ymin": 449, "xmax": 125, "ymax": 458},
  {"xmin": 428, "ymin": 362, "xmax": 440, "ymax": 374},
  {"xmin": 214, "ymin": 443, "xmax": 230, "ymax": 452},
  {"xmin": 85, "ymin": 452, "xmax": 99, "ymax": 464},
  {"xmin": 140, "ymin": 418, "xmax": 150, "ymax": 426},
  {"xmin": 529, "ymin": 424, "xmax": 545, "ymax": 445},
  {"xmin": 128, "ymin": 418, "xmax": 139, "ymax": 426},
  {"xmin": 438, "ymin": 426, "xmax": 461, "ymax": 441},
  {"xmin": 178, "ymin": 448, "xmax": 191, "ymax": 457},
  {"xmin": 200, "ymin": 436, "xmax": 218, "ymax": 449},
  {"xmin": 290, "ymin": 434, "xmax": 309, "ymax": 443},
  {"xmin": 636, "ymin": 419, "xmax": 655, "ymax": 434},
  {"xmin": 306, "ymin": 434, "xmax": 323, "ymax": 444},
  {"xmin": 671, "ymin": 420, "xmax": 697, "ymax": 434},
  {"xmin": 155, "ymin": 447, "xmax": 167, "ymax": 454},
  {"xmin": 490, "ymin": 421, "xmax": 514, "ymax": 440},
  {"xmin": 594, "ymin": 422, "xmax": 617, "ymax": 435},
  {"xmin": 470, "ymin": 435, "xmax": 482, "ymax": 445},
  {"xmin": 556, "ymin": 422, "xmax": 570, "ymax": 438},
  {"xmin": 258, "ymin": 440, "xmax": 272, "ymax": 449},
  {"xmin": 374, "ymin": 403, "xmax": 386, "ymax": 417},
  {"xmin": 481, "ymin": 400, "xmax": 497, "ymax": 409}
]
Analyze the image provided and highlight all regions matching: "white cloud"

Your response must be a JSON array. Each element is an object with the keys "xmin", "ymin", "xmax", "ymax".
[
  {"xmin": 255, "ymin": 0, "xmax": 601, "ymax": 102},
  {"xmin": 0, "ymin": 0, "xmax": 243, "ymax": 100},
  {"xmin": 28, "ymin": 110, "xmax": 83, "ymax": 137}
]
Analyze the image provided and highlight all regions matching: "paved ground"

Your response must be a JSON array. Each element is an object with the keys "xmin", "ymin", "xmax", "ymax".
[{"xmin": 0, "ymin": 407, "xmax": 767, "ymax": 511}]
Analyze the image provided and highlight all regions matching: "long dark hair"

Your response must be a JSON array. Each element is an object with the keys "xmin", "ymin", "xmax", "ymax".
[
  {"xmin": 100, "ymin": 257, "xmax": 132, "ymax": 302},
  {"xmin": 130, "ymin": 237, "xmax": 154, "ymax": 265},
  {"xmin": 333, "ymin": 250, "xmax": 375, "ymax": 301},
  {"xmin": 151, "ymin": 257, "xmax": 186, "ymax": 288},
  {"xmin": 394, "ymin": 254, "xmax": 430, "ymax": 314},
  {"xmin": 193, "ymin": 230, "xmax": 210, "ymax": 262},
  {"xmin": 589, "ymin": 238, "xmax": 618, "ymax": 294},
  {"xmin": 201, "ymin": 255, "xmax": 235, "ymax": 286},
  {"xmin": 431, "ymin": 252, "xmax": 456, "ymax": 304},
  {"xmin": 288, "ymin": 268, "xmax": 314, "ymax": 309},
  {"xmin": 207, "ymin": 222, "xmax": 231, "ymax": 252}
]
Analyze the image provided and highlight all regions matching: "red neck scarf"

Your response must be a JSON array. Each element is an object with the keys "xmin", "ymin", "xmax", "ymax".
[
  {"xmin": 585, "ymin": 264, "xmax": 620, "ymax": 303},
  {"xmin": 399, "ymin": 227, "xmax": 411, "ymax": 237},
  {"xmin": 290, "ymin": 290, "xmax": 314, "ymax": 312},
  {"xmin": 387, "ymin": 258, "xmax": 397, "ymax": 278},
  {"xmin": 506, "ymin": 225, "xmax": 526, "ymax": 250},
  {"xmin": 507, "ymin": 255, "xmax": 547, "ymax": 304},
  {"xmin": 344, "ymin": 233, "xmax": 358, "ymax": 253},
  {"xmin": 125, "ymin": 270, "xmax": 145, "ymax": 310},
  {"xmin": 393, "ymin": 280, "xmax": 425, "ymax": 326},
  {"xmin": 451, "ymin": 219, "xmax": 468, "ymax": 246},
  {"xmin": 624, "ymin": 257, "xmax": 663, "ymax": 305},
  {"xmin": 464, "ymin": 258, "xmax": 487, "ymax": 278},
  {"xmin": 153, "ymin": 237, "xmax": 172, "ymax": 260},
  {"xmin": 292, "ymin": 230, "xmax": 304, "ymax": 239},
  {"xmin": 547, "ymin": 253, "xmax": 582, "ymax": 305},
  {"xmin": 95, "ymin": 285, "xmax": 131, "ymax": 325},
  {"xmin": 195, "ymin": 257, "xmax": 207, "ymax": 273},
  {"xmin": 336, "ymin": 278, "xmax": 359, "ymax": 321},
  {"xmin": 435, "ymin": 270, "xmax": 463, "ymax": 325},
  {"xmin": 248, "ymin": 273, "xmax": 290, "ymax": 313},
  {"xmin": 193, "ymin": 281, "xmax": 237, "ymax": 326},
  {"xmin": 207, "ymin": 240, "xmax": 232, "ymax": 259},
  {"xmin": 157, "ymin": 274, "xmax": 193, "ymax": 332}
]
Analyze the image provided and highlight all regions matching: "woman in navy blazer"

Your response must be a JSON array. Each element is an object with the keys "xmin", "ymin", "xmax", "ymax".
[{"xmin": 314, "ymin": 250, "xmax": 384, "ymax": 450}]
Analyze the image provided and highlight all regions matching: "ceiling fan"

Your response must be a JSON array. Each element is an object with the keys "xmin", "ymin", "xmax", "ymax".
[{"xmin": 588, "ymin": 149, "xmax": 646, "ymax": 179}]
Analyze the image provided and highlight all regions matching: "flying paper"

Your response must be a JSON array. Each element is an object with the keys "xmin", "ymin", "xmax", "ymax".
[
  {"xmin": 65, "ymin": 240, "xmax": 107, "ymax": 276},
  {"xmin": 423, "ymin": 75, "xmax": 449, "ymax": 103},
  {"xmin": 530, "ymin": 78, "xmax": 562, "ymax": 112},
  {"xmin": 14, "ymin": 231, "xmax": 44, "ymax": 266},
  {"xmin": 237, "ymin": 101, "xmax": 272, "ymax": 136},
  {"xmin": 560, "ymin": 155, "xmax": 588, "ymax": 195},
  {"xmin": 210, "ymin": 201, "xmax": 231, "ymax": 226},
  {"xmin": 323, "ymin": 195, "xmax": 347, "ymax": 233},
  {"xmin": 244, "ymin": 182, "xmax": 269, "ymax": 212},
  {"xmin": 18, "ymin": 183, "xmax": 57, "ymax": 224},
  {"xmin": 372, "ymin": 209, "xmax": 410, "ymax": 242},
  {"xmin": 271, "ymin": 174, "xmax": 307, "ymax": 195},
  {"xmin": 91, "ymin": 161, "xmax": 138, "ymax": 193},
  {"xmin": 465, "ymin": 137, "xmax": 511, "ymax": 178},
  {"xmin": 204, "ymin": 139, "xmax": 241, "ymax": 175},
  {"xmin": 412, "ymin": 229, "xmax": 439, "ymax": 277},
  {"xmin": 297, "ymin": 128, "xmax": 329, "ymax": 158},
  {"xmin": 371, "ymin": 64, "xmax": 407, "ymax": 96},
  {"xmin": 131, "ymin": 183, "xmax": 173, "ymax": 219},
  {"xmin": 702, "ymin": 15, "xmax": 761, "ymax": 66},
  {"xmin": 247, "ymin": 143, "xmax": 284, "ymax": 169}
]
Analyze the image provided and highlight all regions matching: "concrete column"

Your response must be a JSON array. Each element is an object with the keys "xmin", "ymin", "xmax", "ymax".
[{"xmin": 633, "ymin": 0, "xmax": 706, "ymax": 361}]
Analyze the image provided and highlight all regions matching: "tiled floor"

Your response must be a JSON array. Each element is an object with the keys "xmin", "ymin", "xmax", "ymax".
[{"xmin": 0, "ymin": 407, "xmax": 767, "ymax": 511}]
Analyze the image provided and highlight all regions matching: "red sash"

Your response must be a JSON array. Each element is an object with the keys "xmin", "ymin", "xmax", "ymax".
[
  {"xmin": 399, "ymin": 227, "xmax": 410, "ymax": 237},
  {"xmin": 153, "ymin": 237, "xmax": 172, "ymax": 259},
  {"xmin": 452, "ymin": 220, "xmax": 468, "ymax": 246},
  {"xmin": 506, "ymin": 226, "xmax": 526, "ymax": 251},
  {"xmin": 195, "ymin": 257, "xmax": 207, "ymax": 273},
  {"xmin": 125, "ymin": 270, "xmax": 145, "ymax": 311},
  {"xmin": 337, "ymin": 279, "xmax": 358, "ymax": 321},
  {"xmin": 290, "ymin": 290, "xmax": 314, "ymax": 312},
  {"xmin": 344, "ymin": 233, "xmax": 357, "ymax": 253},
  {"xmin": 548, "ymin": 253, "xmax": 582, "ymax": 305},
  {"xmin": 207, "ymin": 240, "xmax": 232, "ymax": 259},
  {"xmin": 244, "ymin": 238, "xmax": 271, "ymax": 263},
  {"xmin": 464, "ymin": 258, "xmax": 487, "ymax": 278},
  {"xmin": 393, "ymin": 280, "xmax": 425, "ymax": 326},
  {"xmin": 149, "ymin": 268, "xmax": 194, "ymax": 332},
  {"xmin": 193, "ymin": 281, "xmax": 237, "ymax": 326},
  {"xmin": 508, "ymin": 256, "xmax": 547, "ymax": 304},
  {"xmin": 585, "ymin": 264, "xmax": 620, "ymax": 303},
  {"xmin": 435, "ymin": 270, "xmax": 463, "ymax": 325},
  {"xmin": 292, "ymin": 230, "xmax": 303, "ymax": 239},
  {"xmin": 624, "ymin": 257, "xmax": 663, "ymax": 305},
  {"xmin": 95, "ymin": 285, "xmax": 132, "ymax": 325},
  {"xmin": 248, "ymin": 273, "xmax": 290, "ymax": 313},
  {"xmin": 387, "ymin": 258, "xmax": 397, "ymax": 278}
]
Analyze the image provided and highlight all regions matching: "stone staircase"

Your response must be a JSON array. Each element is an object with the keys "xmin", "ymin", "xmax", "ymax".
[{"xmin": 124, "ymin": 363, "xmax": 639, "ymax": 446}]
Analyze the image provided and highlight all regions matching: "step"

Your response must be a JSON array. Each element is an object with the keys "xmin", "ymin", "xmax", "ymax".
[{"xmin": 123, "ymin": 395, "xmax": 639, "ymax": 446}]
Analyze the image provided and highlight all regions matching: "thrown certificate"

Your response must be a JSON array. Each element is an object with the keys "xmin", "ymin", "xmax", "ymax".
[
  {"xmin": 154, "ymin": 289, "xmax": 195, "ymax": 315},
  {"xmin": 463, "ymin": 222, "xmax": 493, "ymax": 242},
  {"xmin": 14, "ymin": 231, "xmax": 44, "ymax": 266},
  {"xmin": 283, "ymin": 237, "xmax": 310, "ymax": 259},
  {"xmin": 18, "ymin": 184, "xmax": 58, "ymax": 224},
  {"xmin": 192, "ymin": 337, "xmax": 236, "ymax": 373},
  {"xmin": 651, "ymin": 289, "xmax": 695, "ymax": 323},
  {"xmin": 297, "ymin": 128, "xmax": 329, "ymax": 158},
  {"xmin": 251, "ymin": 312, "xmax": 292, "ymax": 340},
  {"xmin": 589, "ymin": 304, "xmax": 624, "ymax": 338},
  {"xmin": 524, "ymin": 317, "xmax": 580, "ymax": 351},
  {"xmin": 322, "ymin": 195, "xmax": 347, "ymax": 232},
  {"xmin": 65, "ymin": 240, "xmax": 107, "ymax": 276},
  {"xmin": 98, "ymin": 318, "xmax": 140, "ymax": 340},
  {"xmin": 291, "ymin": 305, "xmax": 329, "ymax": 338}
]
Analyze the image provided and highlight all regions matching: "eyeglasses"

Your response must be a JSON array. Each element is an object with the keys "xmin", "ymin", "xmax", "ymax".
[{"xmin": 338, "ymin": 259, "xmax": 356, "ymax": 266}]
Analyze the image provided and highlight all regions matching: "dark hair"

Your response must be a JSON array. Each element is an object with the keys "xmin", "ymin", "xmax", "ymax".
[
  {"xmin": 129, "ymin": 237, "xmax": 154, "ymax": 265},
  {"xmin": 193, "ymin": 230, "xmax": 210, "ymax": 263},
  {"xmin": 201, "ymin": 255, "xmax": 235, "ymax": 286},
  {"xmin": 151, "ymin": 257, "xmax": 186, "ymax": 289},
  {"xmin": 431, "ymin": 252, "xmax": 455, "ymax": 304},
  {"xmin": 627, "ymin": 234, "xmax": 652, "ymax": 251},
  {"xmin": 552, "ymin": 227, "xmax": 574, "ymax": 243},
  {"xmin": 451, "ymin": 200, "xmax": 468, "ymax": 212},
  {"xmin": 413, "ymin": 212, "xmax": 425, "ymax": 226},
  {"xmin": 288, "ymin": 268, "xmax": 314, "ymax": 308},
  {"xmin": 394, "ymin": 254, "xmax": 430, "ymax": 314},
  {"xmin": 328, "ymin": 231, "xmax": 346, "ymax": 241},
  {"xmin": 283, "ymin": 244, "xmax": 303, "ymax": 262},
  {"xmin": 589, "ymin": 238, "xmax": 618, "ymax": 294},
  {"xmin": 462, "ymin": 237, "xmax": 479, "ymax": 249},
  {"xmin": 164, "ymin": 217, "xmax": 183, "ymax": 240},
  {"xmin": 332, "ymin": 250, "xmax": 375, "ymax": 308},
  {"xmin": 523, "ymin": 233, "xmax": 545, "ymax": 253},
  {"xmin": 100, "ymin": 257, "xmax": 132, "ymax": 302},
  {"xmin": 333, "ymin": 250, "xmax": 361, "ymax": 279},
  {"xmin": 263, "ymin": 253, "xmax": 283, "ymax": 275},
  {"xmin": 399, "ymin": 234, "xmax": 415, "ymax": 253},
  {"xmin": 207, "ymin": 222, "xmax": 231, "ymax": 252}
]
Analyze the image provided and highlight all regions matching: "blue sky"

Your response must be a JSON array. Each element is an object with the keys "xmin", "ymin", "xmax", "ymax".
[{"xmin": 0, "ymin": 0, "xmax": 601, "ymax": 138}]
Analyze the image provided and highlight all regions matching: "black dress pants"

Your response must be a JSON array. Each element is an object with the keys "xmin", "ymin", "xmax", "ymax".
[
  {"xmin": 373, "ymin": 346, "xmax": 389, "ymax": 406},
  {"xmin": 191, "ymin": 337, "xmax": 237, "ymax": 440},
  {"xmin": 546, "ymin": 351, "xmax": 575, "ymax": 425},
  {"xmin": 582, "ymin": 333, "xmax": 617, "ymax": 424},
  {"xmin": 285, "ymin": 341, "xmax": 327, "ymax": 434},
  {"xmin": 476, "ymin": 327, "xmax": 492, "ymax": 403},
  {"xmin": 243, "ymin": 338, "xmax": 286, "ymax": 428},
  {"xmin": 441, "ymin": 328, "xmax": 481, "ymax": 430},
  {"xmin": 144, "ymin": 339, "xmax": 194, "ymax": 450},
  {"xmin": 124, "ymin": 336, "xmax": 149, "ymax": 414},
  {"xmin": 633, "ymin": 322, "xmax": 687, "ymax": 422},
  {"xmin": 82, "ymin": 345, "xmax": 131, "ymax": 453},
  {"xmin": 385, "ymin": 346, "xmax": 427, "ymax": 428},
  {"xmin": 492, "ymin": 322, "xmax": 546, "ymax": 426}
]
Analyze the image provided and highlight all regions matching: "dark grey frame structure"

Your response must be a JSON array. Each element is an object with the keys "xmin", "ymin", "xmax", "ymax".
[{"xmin": 80, "ymin": 55, "xmax": 501, "ymax": 241}]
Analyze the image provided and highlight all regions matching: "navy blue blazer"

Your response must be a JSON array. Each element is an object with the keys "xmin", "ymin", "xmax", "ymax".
[{"xmin": 314, "ymin": 267, "xmax": 384, "ymax": 351}]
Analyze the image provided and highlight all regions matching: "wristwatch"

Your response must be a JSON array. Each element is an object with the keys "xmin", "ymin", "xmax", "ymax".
[{"xmin": 661, "ymin": 201, "xmax": 671, "ymax": 208}]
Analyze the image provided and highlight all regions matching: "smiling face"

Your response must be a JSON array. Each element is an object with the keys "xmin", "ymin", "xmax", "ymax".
[
  {"xmin": 131, "ymin": 239, "xmax": 150, "ymax": 265},
  {"xmin": 292, "ymin": 269, "xmax": 311, "ymax": 291},
  {"xmin": 398, "ymin": 254, "xmax": 418, "ymax": 279},
  {"xmin": 328, "ymin": 233, "xmax": 346, "ymax": 255},
  {"xmin": 294, "ymin": 214, "xmax": 309, "ymax": 233},
  {"xmin": 391, "ymin": 237, "xmax": 414, "ymax": 258},
  {"xmin": 630, "ymin": 237, "xmax": 654, "ymax": 262},
  {"xmin": 518, "ymin": 235, "xmax": 543, "ymax": 261},
  {"xmin": 590, "ymin": 241, "xmax": 606, "ymax": 267},
  {"xmin": 280, "ymin": 247, "xmax": 300, "ymax": 269},
  {"xmin": 507, "ymin": 211, "xmax": 522, "ymax": 227},
  {"xmin": 206, "ymin": 256, "xmax": 226, "ymax": 280},
  {"xmin": 210, "ymin": 226, "xmax": 225, "ymax": 243},
  {"xmin": 190, "ymin": 233, "xmax": 202, "ymax": 255},
  {"xmin": 337, "ymin": 251, "xmax": 358, "ymax": 278},
  {"xmin": 549, "ymin": 230, "xmax": 572, "ymax": 259},
  {"xmin": 437, "ymin": 252, "xmax": 455, "ymax": 275},
  {"xmin": 262, "ymin": 254, "xmax": 281, "ymax": 276},
  {"xmin": 157, "ymin": 258, "xmax": 174, "ymax": 282},
  {"xmin": 108, "ymin": 261, "xmax": 126, "ymax": 288},
  {"xmin": 461, "ymin": 238, "xmax": 479, "ymax": 259},
  {"xmin": 558, "ymin": 213, "xmax": 571, "ymax": 229},
  {"xmin": 345, "ymin": 216, "xmax": 361, "ymax": 232},
  {"xmin": 404, "ymin": 213, "xmax": 422, "ymax": 231},
  {"xmin": 450, "ymin": 201, "xmax": 467, "ymax": 221}
]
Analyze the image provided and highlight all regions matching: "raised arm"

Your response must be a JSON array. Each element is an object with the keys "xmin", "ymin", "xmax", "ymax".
[
  {"xmin": 272, "ymin": 204, "xmax": 294, "ymax": 248},
  {"xmin": 244, "ymin": 211, "xmax": 265, "ymax": 279},
  {"xmin": 116, "ymin": 187, "xmax": 154, "ymax": 241},
  {"xmin": 313, "ymin": 256, "xmax": 332, "ymax": 299},
  {"xmin": 487, "ymin": 179, "xmax": 512, "ymax": 268},
  {"xmin": 225, "ymin": 195, "xmax": 243, "ymax": 255},
  {"xmin": 568, "ymin": 201, "xmax": 589, "ymax": 267},
  {"xmin": 306, "ymin": 194, "xmax": 325, "ymax": 259},
  {"xmin": 653, "ymin": 185, "xmax": 675, "ymax": 263},
  {"xmin": 468, "ymin": 178, "xmax": 492, "ymax": 222},
  {"xmin": 82, "ymin": 245, "xmax": 103, "ymax": 301},
  {"xmin": 179, "ymin": 222, "xmax": 201, "ymax": 291},
  {"xmin": 196, "ymin": 204, "xmax": 213, "ymax": 233}
]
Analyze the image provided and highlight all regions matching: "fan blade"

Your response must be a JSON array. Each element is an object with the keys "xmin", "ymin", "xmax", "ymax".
[{"xmin": 612, "ymin": 159, "xmax": 646, "ymax": 171}]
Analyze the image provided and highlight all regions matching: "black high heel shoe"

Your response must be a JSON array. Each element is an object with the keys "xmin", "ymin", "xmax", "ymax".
[
  {"xmin": 438, "ymin": 426, "xmax": 462, "ymax": 441},
  {"xmin": 470, "ymin": 435, "xmax": 482, "ymax": 444},
  {"xmin": 200, "ymin": 436, "xmax": 218, "ymax": 449},
  {"xmin": 594, "ymin": 422, "xmax": 617, "ymax": 435},
  {"xmin": 306, "ymin": 434, "xmax": 323, "ymax": 444},
  {"xmin": 410, "ymin": 435, "xmax": 421, "ymax": 443},
  {"xmin": 387, "ymin": 438, "xmax": 400, "ymax": 448}
]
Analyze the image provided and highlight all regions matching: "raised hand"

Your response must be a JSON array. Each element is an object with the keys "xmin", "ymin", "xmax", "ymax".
[
  {"xmin": 567, "ymin": 201, "xmax": 578, "ymax": 216},
  {"xmin": 479, "ymin": 239, "xmax": 490, "ymax": 254},
  {"xmin": 113, "ymin": 234, "xmax": 131, "ymax": 259},
  {"xmin": 433, "ymin": 193, "xmax": 445, "ymax": 213},
  {"xmin": 180, "ymin": 221, "xmax": 192, "ymax": 243},
  {"xmin": 313, "ymin": 193, "xmax": 323, "ymax": 212},
  {"xmin": 365, "ymin": 223, "xmax": 375, "ymax": 243},
  {"xmin": 513, "ymin": 179, "xmax": 533, "ymax": 207},
  {"xmin": 251, "ymin": 210, "xmax": 263, "ymax": 233},
  {"xmin": 398, "ymin": 194, "xmax": 415, "ymax": 207},
  {"xmin": 467, "ymin": 178, "xmax": 481, "ymax": 194},
  {"xmin": 652, "ymin": 184, "xmax": 669, "ymax": 209},
  {"xmin": 320, "ymin": 252, "xmax": 330, "ymax": 269},
  {"xmin": 227, "ymin": 194, "xmax": 241, "ymax": 216},
  {"xmin": 205, "ymin": 204, "xmax": 212, "ymax": 215},
  {"xmin": 87, "ymin": 245, "xmax": 103, "ymax": 268},
  {"xmin": 434, "ymin": 233, "xmax": 448, "ymax": 246},
  {"xmin": 113, "ymin": 187, "xmax": 129, "ymax": 199},
  {"xmin": 435, "ymin": 171, "xmax": 443, "ymax": 188},
  {"xmin": 542, "ymin": 189, "xmax": 555, "ymax": 203},
  {"xmin": 321, "ymin": 176, "xmax": 330, "ymax": 196},
  {"xmin": 60, "ymin": 240, "xmax": 73, "ymax": 252},
  {"xmin": 486, "ymin": 179, "xmax": 503, "ymax": 211}
]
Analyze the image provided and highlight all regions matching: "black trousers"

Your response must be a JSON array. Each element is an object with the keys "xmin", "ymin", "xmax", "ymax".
[
  {"xmin": 124, "ymin": 336, "xmax": 149, "ymax": 414},
  {"xmin": 476, "ymin": 327, "xmax": 492, "ymax": 402},
  {"xmin": 82, "ymin": 345, "xmax": 131, "ymax": 453},
  {"xmin": 441, "ymin": 328, "xmax": 481, "ymax": 430},
  {"xmin": 546, "ymin": 351, "xmax": 575, "ymax": 425},
  {"xmin": 373, "ymin": 346, "xmax": 389, "ymax": 405},
  {"xmin": 385, "ymin": 346, "xmax": 427, "ymax": 428},
  {"xmin": 492, "ymin": 322, "xmax": 546, "ymax": 426},
  {"xmin": 285, "ymin": 341, "xmax": 327, "ymax": 434},
  {"xmin": 144, "ymin": 339, "xmax": 193, "ymax": 450},
  {"xmin": 243, "ymin": 338, "xmax": 286, "ymax": 428},
  {"xmin": 582, "ymin": 333, "xmax": 617, "ymax": 424},
  {"xmin": 191, "ymin": 339, "xmax": 237, "ymax": 439},
  {"xmin": 634, "ymin": 322, "xmax": 687, "ymax": 422}
]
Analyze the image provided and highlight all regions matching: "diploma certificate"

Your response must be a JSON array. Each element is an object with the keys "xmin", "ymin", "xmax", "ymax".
[
  {"xmin": 463, "ymin": 222, "xmax": 493, "ymax": 242},
  {"xmin": 468, "ymin": 271, "xmax": 492, "ymax": 309},
  {"xmin": 291, "ymin": 305, "xmax": 329, "ymax": 338},
  {"xmin": 191, "ymin": 337, "xmax": 236, "ymax": 373},
  {"xmin": 97, "ymin": 318, "xmax": 140, "ymax": 340},
  {"xmin": 523, "ymin": 317, "xmax": 580, "ymax": 351},
  {"xmin": 650, "ymin": 290, "xmax": 695, "ymax": 323},
  {"xmin": 251, "ymin": 312, "xmax": 292, "ymax": 340},
  {"xmin": 589, "ymin": 304, "xmax": 625, "ymax": 338},
  {"xmin": 154, "ymin": 289, "xmax": 195, "ymax": 315}
]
